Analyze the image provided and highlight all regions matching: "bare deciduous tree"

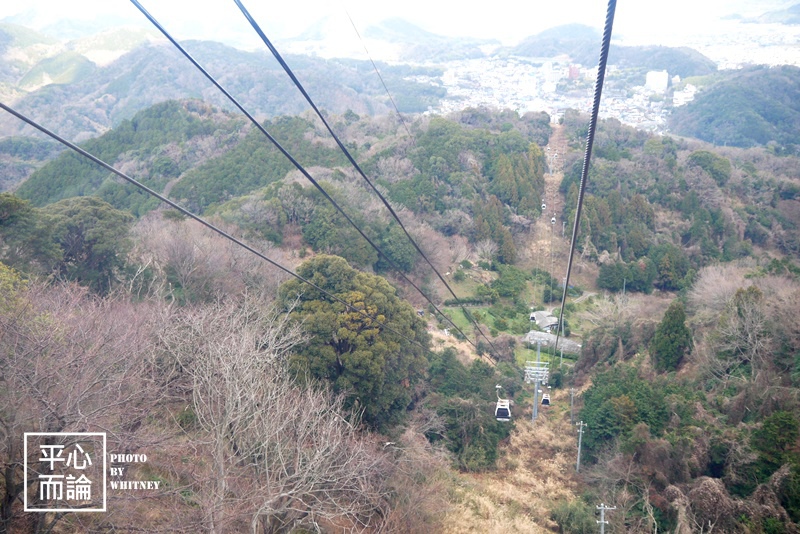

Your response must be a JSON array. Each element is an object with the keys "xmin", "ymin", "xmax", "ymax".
[
  {"xmin": 376, "ymin": 155, "xmax": 417, "ymax": 184},
  {"xmin": 687, "ymin": 264, "xmax": 747, "ymax": 324},
  {"xmin": 448, "ymin": 235, "xmax": 472, "ymax": 267},
  {"xmin": 712, "ymin": 286, "xmax": 771, "ymax": 382},
  {"xmin": 131, "ymin": 215, "xmax": 289, "ymax": 303},
  {"xmin": 160, "ymin": 297, "xmax": 393, "ymax": 533},
  {"xmin": 379, "ymin": 408, "xmax": 451, "ymax": 533},
  {"xmin": 0, "ymin": 278, "xmax": 164, "ymax": 533},
  {"xmin": 475, "ymin": 239, "xmax": 498, "ymax": 262}
]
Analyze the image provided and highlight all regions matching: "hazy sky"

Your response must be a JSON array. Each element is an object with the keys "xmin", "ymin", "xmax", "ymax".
[{"xmin": 1, "ymin": 0, "xmax": 790, "ymax": 49}]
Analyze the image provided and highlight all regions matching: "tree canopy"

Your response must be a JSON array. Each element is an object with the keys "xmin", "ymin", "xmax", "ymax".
[
  {"xmin": 42, "ymin": 196, "xmax": 134, "ymax": 293},
  {"xmin": 278, "ymin": 255, "xmax": 430, "ymax": 429},
  {"xmin": 650, "ymin": 300, "xmax": 693, "ymax": 372}
]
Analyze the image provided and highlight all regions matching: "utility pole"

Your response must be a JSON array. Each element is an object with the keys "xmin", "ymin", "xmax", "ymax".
[
  {"xmin": 570, "ymin": 388, "xmax": 576, "ymax": 424},
  {"xmin": 596, "ymin": 503, "xmax": 616, "ymax": 534},
  {"xmin": 576, "ymin": 420, "xmax": 587, "ymax": 472}
]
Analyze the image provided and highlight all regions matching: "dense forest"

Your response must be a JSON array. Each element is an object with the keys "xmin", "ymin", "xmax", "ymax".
[{"xmin": 3, "ymin": 100, "xmax": 800, "ymax": 532}]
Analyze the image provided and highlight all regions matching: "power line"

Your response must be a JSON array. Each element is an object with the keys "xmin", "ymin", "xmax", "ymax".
[
  {"xmin": 554, "ymin": 0, "xmax": 617, "ymax": 355},
  {"xmin": 230, "ymin": 0, "xmax": 502, "ymax": 359},
  {"xmin": 129, "ymin": 0, "xmax": 497, "ymax": 359},
  {"xmin": 0, "ymin": 102, "xmax": 428, "ymax": 356},
  {"xmin": 548, "ymin": 196, "xmax": 556, "ymax": 357}
]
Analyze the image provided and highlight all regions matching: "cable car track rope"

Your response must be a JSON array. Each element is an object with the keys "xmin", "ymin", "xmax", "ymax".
[
  {"xmin": 554, "ymin": 0, "xmax": 617, "ymax": 355},
  {"xmin": 342, "ymin": 8, "xmax": 415, "ymax": 141}
]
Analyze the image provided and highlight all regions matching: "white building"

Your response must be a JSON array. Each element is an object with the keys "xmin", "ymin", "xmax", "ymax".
[
  {"xmin": 645, "ymin": 70, "xmax": 669, "ymax": 94},
  {"xmin": 673, "ymin": 84, "xmax": 698, "ymax": 107}
]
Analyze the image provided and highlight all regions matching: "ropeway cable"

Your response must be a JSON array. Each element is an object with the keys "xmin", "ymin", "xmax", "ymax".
[
  {"xmin": 128, "ymin": 0, "xmax": 499, "ymax": 360},
  {"xmin": 0, "ymin": 102, "xmax": 429, "ymax": 354},
  {"xmin": 341, "ymin": 7, "xmax": 415, "ymax": 142},
  {"xmin": 548, "ymin": 196, "xmax": 557, "ymax": 362},
  {"xmin": 554, "ymin": 0, "xmax": 617, "ymax": 354},
  {"xmin": 231, "ymin": 0, "xmax": 502, "ymax": 359}
]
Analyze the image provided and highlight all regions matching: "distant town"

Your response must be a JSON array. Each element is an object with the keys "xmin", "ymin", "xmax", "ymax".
[
  {"xmin": 402, "ymin": 21, "xmax": 800, "ymax": 132},
  {"xmin": 408, "ymin": 58, "xmax": 680, "ymax": 131}
]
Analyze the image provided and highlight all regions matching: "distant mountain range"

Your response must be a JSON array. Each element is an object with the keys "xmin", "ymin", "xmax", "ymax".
[
  {"xmin": 0, "ymin": 22, "xmax": 445, "ymax": 142},
  {"xmin": 283, "ymin": 16, "xmax": 498, "ymax": 62},
  {"xmin": 749, "ymin": 3, "xmax": 800, "ymax": 24},
  {"xmin": 363, "ymin": 18, "xmax": 495, "ymax": 62},
  {"xmin": 19, "ymin": 14, "xmax": 798, "ymax": 164},
  {"xmin": 508, "ymin": 24, "xmax": 600, "ymax": 60},
  {"xmin": 507, "ymin": 24, "xmax": 716, "ymax": 78},
  {"xmin": 0, "ymin": 19, "xmax": 723, "ymax": 145}
]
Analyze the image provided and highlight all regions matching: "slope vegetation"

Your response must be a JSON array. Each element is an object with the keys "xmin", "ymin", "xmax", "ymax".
[
  {"xmin": 669, "ymin": 65, "xmax": 800, "ymax": 151},
  {"xmin": 4, "ymin": 102, "xmax": 800, "ymax": 532}
]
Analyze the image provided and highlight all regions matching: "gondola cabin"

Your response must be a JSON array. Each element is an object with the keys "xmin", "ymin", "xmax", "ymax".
[
  {"xmin": 495, "ymin": 399, "xmax": 511, "ymax": 422},
  {"xmin": 541, "ymin": 393, "xmax": 551, "ymax": 406}
]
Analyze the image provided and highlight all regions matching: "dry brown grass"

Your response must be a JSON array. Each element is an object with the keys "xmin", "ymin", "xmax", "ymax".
[
  {"xmin": 430, "ymin": 330, "xmax": 477, "ymax": 363},
  {"xmin": 440, "ymin": 389, "xmax": 583, "ymax": 533}
]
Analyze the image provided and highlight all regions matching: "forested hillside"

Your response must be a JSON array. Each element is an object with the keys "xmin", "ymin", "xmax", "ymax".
[
  {"xmin": 669, "ymin": 65, "xmax": 800, "ymax": 152},
  {"xmin": 0, "ymin": 135, "xmax": 61, "ymax": 190},
  {"xmin": 3, "ymin": 101, "xmax": 800, "ymax": 531}
]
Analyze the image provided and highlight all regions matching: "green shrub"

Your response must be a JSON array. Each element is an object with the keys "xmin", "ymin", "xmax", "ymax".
[
  {"xmin": 550, "ymin": 500, "xmax": 595, "ymax": 534},
  {"xmin": 688, "ymin": 150, "xmax": 732, "ymax": 186},
  {"xmin": 763, "ymin": 517, "xmax": 786, "ymax": 534},
  {"xmin": 176, "ymin": 407, "xmax": 198, "ymax": 431}
]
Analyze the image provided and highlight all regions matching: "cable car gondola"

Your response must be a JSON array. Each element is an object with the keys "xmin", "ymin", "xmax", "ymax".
[
  {"xmin": 495, "ymin": 384, "xmax": 511, "ymax": 422},
  {"xmin": 495, "ymin": 399, "xmax": 511, "ymax": 421}
]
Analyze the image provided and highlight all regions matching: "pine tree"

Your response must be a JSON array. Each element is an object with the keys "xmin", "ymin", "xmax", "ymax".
[{"xmin": 650, "ymin": 301, "xmax": 693, "ymax": 372}]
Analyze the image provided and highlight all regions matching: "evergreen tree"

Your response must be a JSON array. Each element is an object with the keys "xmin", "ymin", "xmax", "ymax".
[
  {"xmin": 278, "ymin": 255, "xmax": 429, "ymax": 429},
  {"xmin": 650, "ymin": 301, "xmax": 693, "ymax": 372},
  {"xmin": 42, "ymin": 196, "xmax": 134, "ymax": 293},
  {"xmin": 0, "ymin": 193, "xmax": 59, "ymax": 272},
  {"xmin": 497, "ymin": 227, "xmax": 517, "ymax": 264},
  {"xmin": 488, "ymin": 154, "xmax": 518, "ymax": 206},
  {"xmin": 597, "ymin": 262, "xmax": 626, "ymax": 292}
]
